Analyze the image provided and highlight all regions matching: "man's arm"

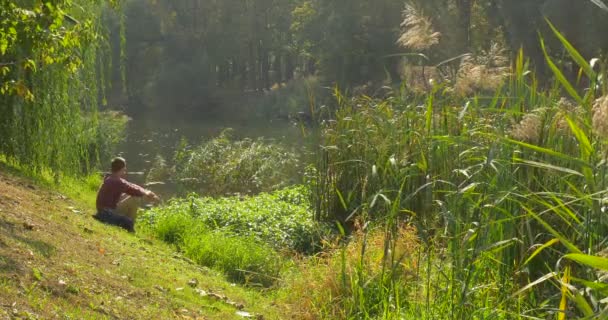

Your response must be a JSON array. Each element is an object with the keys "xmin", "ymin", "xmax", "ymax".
[{"xmin": 121, "ymin": 179, "xmax": 159, "ymax": 201}]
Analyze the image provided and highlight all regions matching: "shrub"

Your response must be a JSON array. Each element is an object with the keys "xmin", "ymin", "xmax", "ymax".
[
  {"xmin": 148, "ymin": 130, "xmax": 301, "ymax": 196},
  {"xmin": 282, "ymin": 224, "xmax": 420, "ymax": 319},
  {"xmin": 254, "ymin": 76, "xmax": 325, "ymax": 120},
  {"xmin": 140, "ymin": 211, "xmax": 283, "ymax": 287},
  {"xmin": 141, "ymin": 186, "xmax": 330, "ymax": 253}
]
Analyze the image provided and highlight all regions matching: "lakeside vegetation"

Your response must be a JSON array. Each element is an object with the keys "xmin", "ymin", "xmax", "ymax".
[{"xmin": 3, "ymin": 0, "xmax": 608, "ymax": 319}]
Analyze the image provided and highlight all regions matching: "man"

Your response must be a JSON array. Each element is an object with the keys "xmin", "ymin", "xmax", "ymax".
[{"xmin": 94, "ymin": 157, "xmax": 159, "ymax": 232}]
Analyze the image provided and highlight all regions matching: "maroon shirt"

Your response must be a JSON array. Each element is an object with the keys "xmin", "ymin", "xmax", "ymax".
[{"xmin": 96, "ymin": 175, "xmax": 147, "ymax": 211}]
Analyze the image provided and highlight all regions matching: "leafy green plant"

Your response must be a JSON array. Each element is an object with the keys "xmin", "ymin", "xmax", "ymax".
[
  {"xmin": 153, "ymin": 130, "xmax": 302, "ymax": 196},
  {"xmin": 92, "ymin": 110, "xmax": 130, "ymax": 165},
  {"xmin": 0, "ymin": 0, "xmax": 120, "ymax": 175},
  {"xmin": 139, "ymin": 208, "xmax": 284, "ymax": 287},
  {"xmin": 141, "ymin": 186, "xmax": 329, "ymax": 253}
]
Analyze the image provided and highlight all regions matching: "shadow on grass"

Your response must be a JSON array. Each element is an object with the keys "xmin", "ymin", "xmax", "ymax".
[
  {"xmin": 0, "ymin": 255, "xmax": 20, "ymax": 274},
  {"xmin": 0, "ymin": 217, "xmax": 56, "ymax": 259}
]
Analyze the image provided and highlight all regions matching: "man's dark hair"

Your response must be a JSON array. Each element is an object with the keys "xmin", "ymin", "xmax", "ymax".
[{"xmin": 111, "ymin": 157, "xmax": 127, "ymax": 173}]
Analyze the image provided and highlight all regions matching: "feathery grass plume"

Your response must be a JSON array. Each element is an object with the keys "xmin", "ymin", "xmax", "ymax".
[
  {"xmin": 400, "ymin": 64, "xmax": 440, "ymax": 93},
  {"xmin": 553, "ymin": 98, "xmax": 583, "ymax": 135},
  {"xmin": 454, "ymin": 43, "xmax": 510, "ymax": 96},
  {"xmin": 509, "ymin": 109, "xmax": 546, "ymax": 143},
  {"xmin": 397, "ymin": 4, "xmax": 440, "ymax": 51},
  {"xmin": 593, "ymin": 95, "xmax": 608, "ymax": 139}
]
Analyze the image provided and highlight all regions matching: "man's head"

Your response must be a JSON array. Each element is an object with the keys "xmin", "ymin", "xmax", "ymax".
[{"xmin": 111, "ymin": 157, "xmax": 127, "ymax": 177}]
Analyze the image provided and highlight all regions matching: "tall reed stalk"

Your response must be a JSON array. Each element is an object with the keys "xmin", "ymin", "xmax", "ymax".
[{"xmin": 312, "ymin": 22, "xmax": 608, "ymax": 319}]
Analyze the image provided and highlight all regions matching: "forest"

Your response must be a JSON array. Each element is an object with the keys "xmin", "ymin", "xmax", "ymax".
[{"xmin": 2, "ymin": 0, "xmax": 608, "ymax": 319}]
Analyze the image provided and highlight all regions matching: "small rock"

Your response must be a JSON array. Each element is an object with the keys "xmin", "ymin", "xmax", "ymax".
[
  {"xmin": 236, "ymin": 311, "xmax": 262, "ymax": 319},
  {"xmin": 23, "ymin": 222, "xmax": 36, "ymax": 231},
  {"xmin": 194, "ymin": 288, "xmax": 208, "ymax": 297},
  {"xmin": 187, "ymin": 278, "xmax": 198, "ymax": 288}
]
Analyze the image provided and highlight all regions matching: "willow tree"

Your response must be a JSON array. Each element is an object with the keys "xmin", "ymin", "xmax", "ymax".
[{"xmin": 0, "ymin": 0, "xmax": 120, "ymax": 175}]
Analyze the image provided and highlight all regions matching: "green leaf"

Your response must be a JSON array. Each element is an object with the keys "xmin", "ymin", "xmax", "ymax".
[
  {"xmin": 539, "ymin": 35, "xmax": 583, "ymax": 104},
  {"xmin": 570, "ymin": 276, "xmax": 608, "ymax": 294},
  {"xmin": 513, "ymin": 158, "xmax": 583, "ymax": 177},
  {"xmin": 563, "ymin": 253, "xmax": 608, "ymax": 271},
  {"xmin": 565, "ymin": 116, "xmax": 593, "ymax": 160},
  {"xmin": 32, "ymin": 267, "xmax": 43, "ymax": 281},
  {"xmin": 0, "ymin": 38, "xmax": 8, "ymax": 55},
  {"xmin": 504, "ymin": 136, "xmax": 590, "ymax": 168},
  {"xmin": 570, "ymin": 290, "xmax": 594, "ymax": 318},
  {"xmin": 523, "ymin": 238, "xmax": 560, "ymax": 266},
  {"xmin": 545, "ymin": 19, "xmax": 595, "ymax": 79},
  {"xmin": 335, "ymin": 188, "xmax": 348, "ymax": 211},
  {"xmin": 523, "ymin": 206, "xmax": 582, "ymax": 254}
]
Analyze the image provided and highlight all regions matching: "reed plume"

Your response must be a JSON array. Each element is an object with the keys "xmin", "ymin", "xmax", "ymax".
[{"xmin": 397, "ymin": 4, "xmax": 440, "ymax": 51}]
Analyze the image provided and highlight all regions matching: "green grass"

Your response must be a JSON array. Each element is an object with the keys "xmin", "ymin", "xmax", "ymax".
[
  {"xmin": 140, "ymin": 210, "xmax": 284, "ymax": 287},
  {"xmin": 141, "ymin": 186, "xmax": 330, "ymax": 253},
  {"xmin": 0, "ymin": 155, "xmax": 101, "ymax": 206},
  {"xmin": 0, "ymin": 161, "xmax": 283, "ymax": 319},
  {"xmin": 182, "ymin": 226, "xmax": 283, "ymax": 287}
]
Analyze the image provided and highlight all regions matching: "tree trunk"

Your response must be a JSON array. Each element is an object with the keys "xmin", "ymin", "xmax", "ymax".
[
  {"xmin": 455, "ymin": 0, "xmax": 472, "ymax": 51},
  {"xmin": 285, "ymin": 53, "xmax": 294, "ymax": 81}
]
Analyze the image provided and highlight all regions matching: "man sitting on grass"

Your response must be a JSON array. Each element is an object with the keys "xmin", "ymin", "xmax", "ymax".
[{"xmin": 94, "ymin": 157, "xmax": 159, "ymax": 232}]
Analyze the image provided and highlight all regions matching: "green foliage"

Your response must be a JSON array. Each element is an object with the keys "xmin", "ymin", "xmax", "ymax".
[
  {"xmin": 140, "ymin": 206, "xmax": 285, "ymax": 287},
  {"xmin": 91, "ymin": 110, "xmax": 130, "ymax": 166},
  {"xmin": 309, "ymin": 33, "xmax": 608, "ymax": 318},
  {"xmin": 152, "ymin": 130, "xmax": 301, "ymax": 197},
  {"xmin": 141, "ymin": 186, "xmax": 328, "ymax": 254},
  {"xmin": 181, "ymin": 226, "xmax": 282, "ymax": 287},
  {"xmin": 254, "ymin": 76, "xmax": 324, "ymax": 120},
  {"xmin": 0, "ymin": 0, "xmax": 120, "ymax": 175}
]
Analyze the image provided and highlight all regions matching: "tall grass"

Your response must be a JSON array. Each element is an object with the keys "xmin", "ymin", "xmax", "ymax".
[
  {"xmin": 139, "ymin": 209, "xmax": 284, "ymax": 287},
  {"xmin": 310, "ymin": 24, "xmax": 608, "ymax": 319}
]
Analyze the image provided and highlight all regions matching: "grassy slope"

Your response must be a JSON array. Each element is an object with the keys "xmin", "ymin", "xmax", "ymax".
[{"xmin": 0, "ymin": 166, "xmax": 282, "ymax": 319}]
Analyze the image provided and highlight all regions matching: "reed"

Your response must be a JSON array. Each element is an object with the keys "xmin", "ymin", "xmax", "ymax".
[{"xmin": 310, "ymin": 23, "xmax": 608, "ymax": 319}]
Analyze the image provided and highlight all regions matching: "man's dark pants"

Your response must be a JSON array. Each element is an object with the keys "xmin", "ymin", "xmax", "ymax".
[{"xmin": 93, "ymin": 209, "xmax": 135, "ymax": 232}]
